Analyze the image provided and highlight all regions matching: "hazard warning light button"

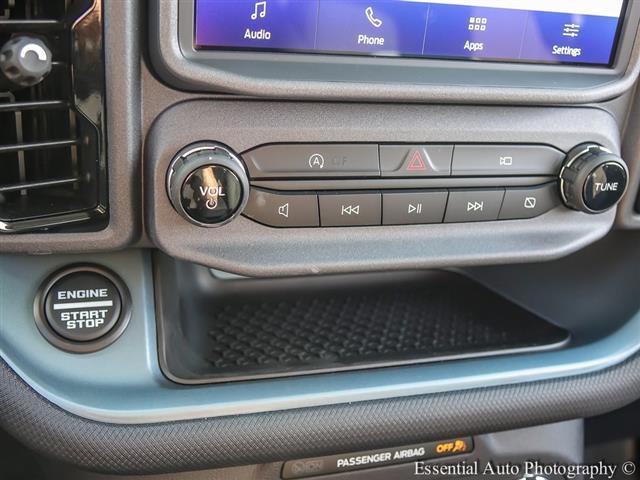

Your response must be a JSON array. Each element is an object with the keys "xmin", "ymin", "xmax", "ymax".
[{"xmin": 380, "ymin": 145, "xmax": 453, "ymax": 177}]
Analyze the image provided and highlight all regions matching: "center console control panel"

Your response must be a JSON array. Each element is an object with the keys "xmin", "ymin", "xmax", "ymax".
[
  {"xmin": 242, "ymin": 142, "xmax": 563, "ymax": 228},
  {"xmin": 146, "ymin": 102, "xmax": 629, "ymax": 275},
  {"xmin": 167, "ymin": 142, "xmax": 628, "ymax": 229}
]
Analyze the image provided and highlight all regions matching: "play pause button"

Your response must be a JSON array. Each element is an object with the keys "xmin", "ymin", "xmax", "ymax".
[
  {"xmin": 382, "ymin": 191, "xmax": 448, "ymax": 225},
  {"xmin": 408, "ymin": 203, "xmax": 422, "ymax": 214}
]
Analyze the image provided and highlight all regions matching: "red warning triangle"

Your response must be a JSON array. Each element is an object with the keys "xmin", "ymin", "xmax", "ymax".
[{"xmin": 406, "ymin": 150, "xmax": 427, "ymax": 171}]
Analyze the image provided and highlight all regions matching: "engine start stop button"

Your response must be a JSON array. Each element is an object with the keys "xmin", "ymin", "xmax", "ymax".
[
  {"xmin": 36, "ymin": 265, "xmax": 131, "ymax": 352},
  {"xmin": 44, "ymin": 271, "xmax": 121, "ymax": 342}
]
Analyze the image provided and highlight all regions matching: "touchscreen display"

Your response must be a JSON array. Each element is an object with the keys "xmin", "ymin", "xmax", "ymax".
[{"xmin": 194, "ymin": 0, "xmax": 626, "ymax": 66}]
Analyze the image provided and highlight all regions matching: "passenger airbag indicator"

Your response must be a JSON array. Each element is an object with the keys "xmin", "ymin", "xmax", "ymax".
[{"xmin": 282, "ymin": 437, "xmax": 473, "ymax": 479}]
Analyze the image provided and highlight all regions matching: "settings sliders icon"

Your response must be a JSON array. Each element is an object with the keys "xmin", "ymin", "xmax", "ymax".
[{"xmin": 562, "ymin": 23, "xmax": 580, "ymax": 38}]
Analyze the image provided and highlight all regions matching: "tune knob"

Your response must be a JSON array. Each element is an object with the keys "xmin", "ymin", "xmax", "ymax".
[
  {"xmin": 559, "ymin": 144, "xmax": 628, "ymax": 214},
  {"xmin": 167, "ymin": 143, "xmax": 250, "ymax": 227}
]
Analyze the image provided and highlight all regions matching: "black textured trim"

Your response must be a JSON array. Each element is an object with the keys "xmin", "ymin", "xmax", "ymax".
[
  {"xmin": 158, "ymin": 267, "xmax": 568, "ymax": 384},
  {"xmin": 1, "ymin": 354, "xmax": 640, "ymax": 475}
]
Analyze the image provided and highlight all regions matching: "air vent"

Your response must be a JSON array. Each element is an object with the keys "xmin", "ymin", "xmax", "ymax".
[{"xmin": 0, "ymin": 0, "xmax": 106, "ymax": 233}]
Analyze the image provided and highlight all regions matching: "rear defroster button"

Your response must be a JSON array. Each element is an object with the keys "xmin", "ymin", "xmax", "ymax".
[{"xmin": 35, "ymin": 265, "xmax": 131, "ymax": 352}]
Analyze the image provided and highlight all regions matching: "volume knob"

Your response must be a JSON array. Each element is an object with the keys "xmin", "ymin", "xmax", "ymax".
[
  {"xmin": 167, "ymin": 143, "xmax": 250, "ymax": 227},
  {"xmin": 559, "ymin": 144, "xmax": 628, "ymax": 214}
]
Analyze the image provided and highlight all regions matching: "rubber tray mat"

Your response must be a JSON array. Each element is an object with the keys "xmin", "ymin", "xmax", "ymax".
[{"xmin": 159, "ymin": 271, "xmax": 569, "ymax": 383}]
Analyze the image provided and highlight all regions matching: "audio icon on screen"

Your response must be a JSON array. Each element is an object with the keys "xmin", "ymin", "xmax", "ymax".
[{"xmin": 251, "ymin": 1, "xmax": 267, "ymax": 20}]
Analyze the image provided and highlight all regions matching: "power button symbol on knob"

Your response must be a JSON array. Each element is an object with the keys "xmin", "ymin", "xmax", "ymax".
[{"xmin": 181, "ymin": 165, "xmax": 242, "ymax": 224}]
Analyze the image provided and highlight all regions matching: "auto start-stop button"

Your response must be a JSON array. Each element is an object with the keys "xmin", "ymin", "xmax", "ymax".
[{"xmin": 35, "ymin": 265, "xmax": 131, "ymax": 352}]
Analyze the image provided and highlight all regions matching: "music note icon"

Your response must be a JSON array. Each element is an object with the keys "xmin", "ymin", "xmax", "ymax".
[{"xmin": 251, "ymin": 1, "xmax": 267, "ymax": 20}]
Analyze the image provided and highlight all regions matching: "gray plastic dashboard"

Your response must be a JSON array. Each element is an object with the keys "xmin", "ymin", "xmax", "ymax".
[
  {"xmin": 2, "ymin": 0, "xmax": 640, "ymax": 475},
  {"xmin": 146, "ymin": 101, "xmax": 619, "ymax": 276},
  {"xmin": 2, "ymin": 238, "xmax": 640, "ymax": 474},
  {"xmin": 0, "ymin": 0, "xmax": 140, "ymax": 254}
]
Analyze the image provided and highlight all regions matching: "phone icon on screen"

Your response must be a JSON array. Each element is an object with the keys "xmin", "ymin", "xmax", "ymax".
[{"xmin": 365, "ymin": 6, "xmax": 383, "ymax": 28}]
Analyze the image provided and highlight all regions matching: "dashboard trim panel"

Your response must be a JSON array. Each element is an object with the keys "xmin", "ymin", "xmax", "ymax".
[
  {"xmin": 145, "ymin": 101, "xmax": 619, "ymax": 277},
  {"xmin": 0, "ymin": 0, "xmax": 141, "ymax": 252},
  {"xmin": 0, "ymin": 246, "xmax": 640, "ymax": 478},
  {"xmin": 0, "ymin": 247, "xmax": 638, "ymax": 425}
]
